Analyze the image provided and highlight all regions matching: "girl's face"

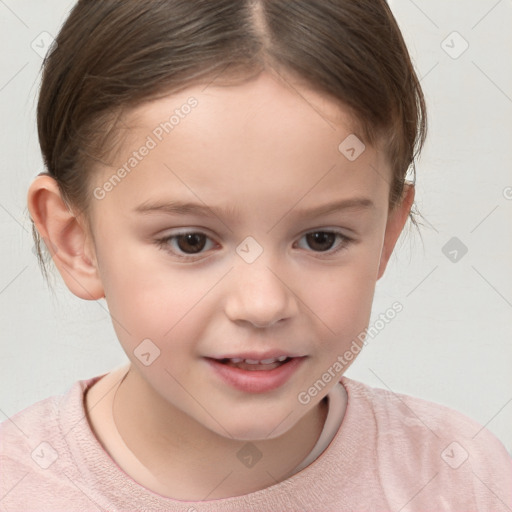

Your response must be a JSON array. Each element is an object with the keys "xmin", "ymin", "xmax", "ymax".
[{"xmin": 86, "ymin": 71, "xmax": 407, "ymax": 440}]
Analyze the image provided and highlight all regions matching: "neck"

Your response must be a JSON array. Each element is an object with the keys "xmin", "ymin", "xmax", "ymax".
[{"xmin": 111, "ymin": 365, "xmax": 329, "ymax": 500}]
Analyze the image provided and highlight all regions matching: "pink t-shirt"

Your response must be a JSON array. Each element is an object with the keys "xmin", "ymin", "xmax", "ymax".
[{"xmin": 1, "ymin": 373, "xmax": 511, "ymax": 511}]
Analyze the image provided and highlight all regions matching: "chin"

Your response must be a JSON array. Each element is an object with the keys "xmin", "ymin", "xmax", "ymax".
[{"xmin": 212, "ymin": 414, "xmax": 298, "ymax": 443}]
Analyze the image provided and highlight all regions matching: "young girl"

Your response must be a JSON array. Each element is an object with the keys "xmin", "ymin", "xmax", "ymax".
[{"xmin": 1, "ymin": 0, "xmax": 511, "ymax": 510}]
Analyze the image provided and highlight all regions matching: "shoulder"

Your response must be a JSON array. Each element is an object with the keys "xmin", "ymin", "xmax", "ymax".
[
  {"xmin": 0, "ymin": 376, "xmax": 101, "ymax": 509},
  {"xmin": 0, "ymin": 391, "xmax": 66, "ymax": 507},
  {"xmin": 340, "ymin": 376, "xmax": 511, "ymax": 461},
  {"xmin": 0, "ymin": 391, "xmax": 62, "ymax": 468},
  {"xmin": 341, "ymin": 376, "xmax": 494, "ymax": 435},
  {"xmin": 340, "ymin": 377, "xmax": 512, "ymax": 510}
]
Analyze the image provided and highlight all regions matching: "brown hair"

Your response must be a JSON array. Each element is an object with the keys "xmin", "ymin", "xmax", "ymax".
[{"xmin": 33, "ymin": 0, "xmax": 427, "ymax": 281}]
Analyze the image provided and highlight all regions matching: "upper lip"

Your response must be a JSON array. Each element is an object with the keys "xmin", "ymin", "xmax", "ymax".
[{"xmin": 208, "ymin": 351, "xmax": 305, "ymax": 361}]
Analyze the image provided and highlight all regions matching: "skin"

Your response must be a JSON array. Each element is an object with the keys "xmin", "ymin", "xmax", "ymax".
[{"xmin": 27, "ymin": 70, "xmax": 414, "ymax": 500}]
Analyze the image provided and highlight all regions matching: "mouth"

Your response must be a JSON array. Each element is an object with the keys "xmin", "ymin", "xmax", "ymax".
[
  {"xmin": 212, "ymin": 356, "xmax": 292, "ymax": 371},
  {"xmin": 204, "ymin": 356, "xmax": 307, "ymax": 393}
]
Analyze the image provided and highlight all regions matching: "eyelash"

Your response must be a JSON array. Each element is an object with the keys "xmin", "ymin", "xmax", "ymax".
[{"xmin": 155, "ymin": 230, "xmax": 353, "ymax": 261}]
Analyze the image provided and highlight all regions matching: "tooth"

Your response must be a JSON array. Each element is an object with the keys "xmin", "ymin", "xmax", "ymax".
[
  {"xmin": 277, "ymin": 356, "xmax": 288, "ymax": 362},
  {"xmin": 260, "ymin": 358, "xmax": 277, "ymax": 364},
  {"xmin": 244, "ymin": 359, "xmax": 261, "ymax": 364},
  {"xmin": 229, "ymin": 358, "xmax": 244, "ymax": 363}
]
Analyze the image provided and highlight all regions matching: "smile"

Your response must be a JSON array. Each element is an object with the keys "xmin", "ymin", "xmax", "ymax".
[
  {"xmin": 218, "ymin": 356, "xmax": 290, "ymax": 370},
  {"xmin": 205, "ymin": 356, "xmax": 307, "ymax": 393}
]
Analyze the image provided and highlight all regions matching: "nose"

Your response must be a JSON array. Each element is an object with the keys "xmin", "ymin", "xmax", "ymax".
[{"xmin": 224, "ymin": 258, "xmax": 298, "ymax": 328}]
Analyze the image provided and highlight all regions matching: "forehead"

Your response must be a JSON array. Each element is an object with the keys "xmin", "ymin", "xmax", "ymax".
[{"xmin": 92, "ymin": 71, "xmax": 391, "ymax": 217}]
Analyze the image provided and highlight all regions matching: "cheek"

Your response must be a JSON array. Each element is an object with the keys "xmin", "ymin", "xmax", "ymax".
[
  {"xmin": 299, "ymin": 248, "xmax": 381, "ymax": 348},
  {"xmin": 96, "ymin": 242, "xmax": 218, "ymax": 352},
  {"xmin": 94, "ymin": 240, "xmax": 171, "ymax": 334},
  {"xmin": 312, "ymin": 270, "xmax": 375, "ymax": 333}
]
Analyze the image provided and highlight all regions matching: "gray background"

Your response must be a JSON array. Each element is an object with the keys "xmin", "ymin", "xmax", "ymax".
[{"xmin": 1, "ymin": 0, "xmax": 511, "ymax": 453}]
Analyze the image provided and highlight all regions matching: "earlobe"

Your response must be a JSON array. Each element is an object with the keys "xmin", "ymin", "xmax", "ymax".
[
  {"xmin": 27, "ymin": 175, "xmax": 105, "ymax": 300},
  {"xmin": 377, "ymin": 183, "xmax": 415, "ymax": 280}
]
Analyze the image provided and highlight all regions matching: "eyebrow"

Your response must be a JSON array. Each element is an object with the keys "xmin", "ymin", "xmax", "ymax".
[{"xmin": 134, "ymin": 197, "xmax": 375, "ymax": 220}]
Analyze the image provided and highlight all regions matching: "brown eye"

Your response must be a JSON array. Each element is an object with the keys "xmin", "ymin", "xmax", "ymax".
[
  {"xmin": 156, "ymin": 231, "xmax": 215, "ymax": 259},
  {"xmin": 295, "ymin": 230, "xmax": 352, "ymax": 256},
  {"xmin": 176, "ymin": 233, "xmax": 207, "ymax": 254},
  {"xmin": 305, "ymin": 232, "xmax": 336, "ymax": 252}
]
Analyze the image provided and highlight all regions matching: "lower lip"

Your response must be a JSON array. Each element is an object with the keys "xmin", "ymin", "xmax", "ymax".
[{"xmin": 205, "ymin": 357, "xmax": 306, "ymax": 393}]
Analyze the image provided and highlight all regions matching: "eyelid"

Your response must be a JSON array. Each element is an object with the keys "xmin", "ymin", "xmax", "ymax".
[
  {"xmin": 294, "ymin": 229, "xmax": 353, "ymax": 257},
  {"xmin": 155, "ymin": 229, "xmax": 219, "ymax": 261}
]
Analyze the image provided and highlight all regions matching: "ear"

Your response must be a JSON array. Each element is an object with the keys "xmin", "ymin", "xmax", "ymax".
[
  {"xmin": 377, "ymin": 183, "xmax": 415, "ymax": 280},
  {"xmin": 27, "ymin": 175, "xmax": 105, "ymax": 300}
]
